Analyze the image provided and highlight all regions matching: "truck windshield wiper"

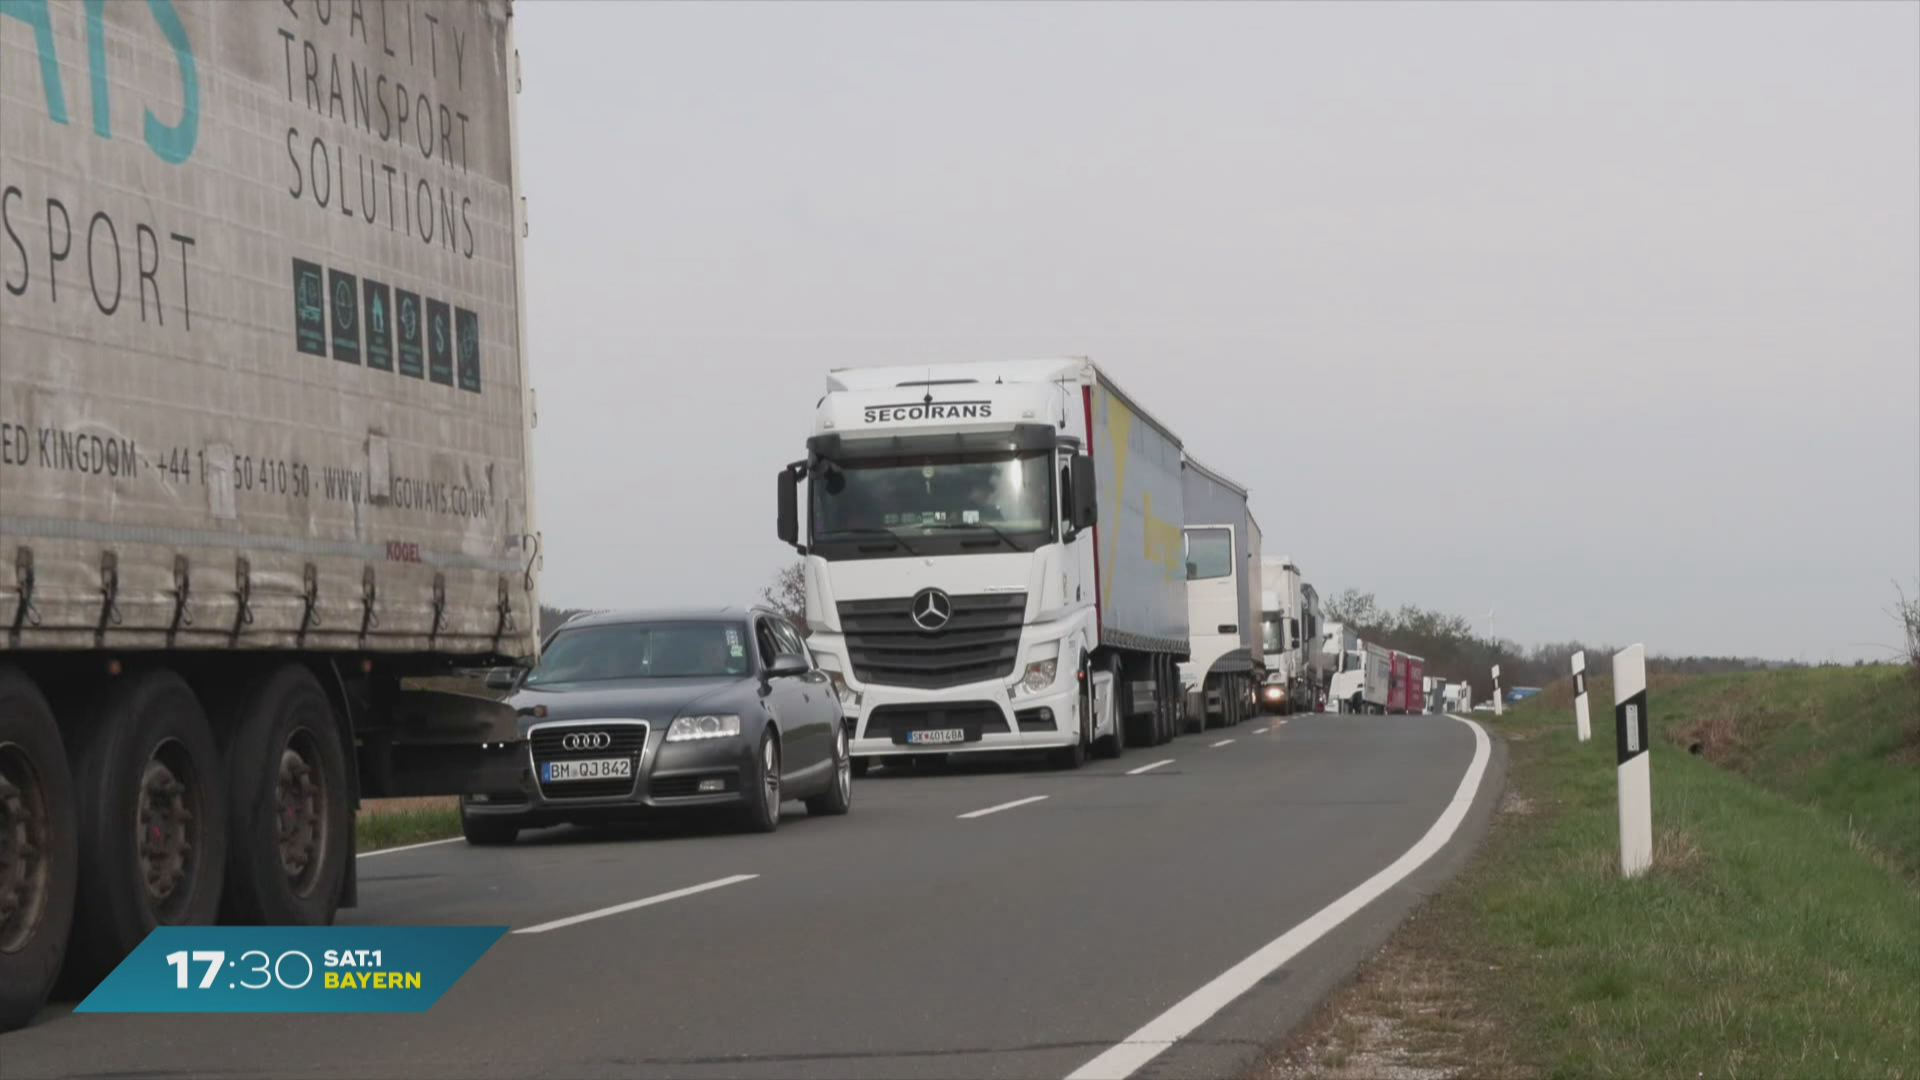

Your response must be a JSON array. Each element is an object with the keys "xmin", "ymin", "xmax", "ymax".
[
  {"xmin": 817, "ymin": 527, "xmax": 923, "ymax": 555},
  {"xmin": 922, "ymin": 521, "xmax": 1024, "ymax": 550}
]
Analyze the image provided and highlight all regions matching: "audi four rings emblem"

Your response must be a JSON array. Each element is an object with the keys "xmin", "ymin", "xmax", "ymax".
[
  {"xmin": 910, "ymin": 588, "xmax": 953, "ymax": 631},
  {"xmin": 561, "ymin": 731, "xmax": 612, "ymax": 751}
]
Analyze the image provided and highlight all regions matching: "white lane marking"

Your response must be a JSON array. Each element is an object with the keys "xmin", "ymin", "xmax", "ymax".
[
  {"xmin": 1251, "ymin": 726, "xmax": 1270, "ymax": 735},
  {"xmin": 1066, "ymin": 714, "xmax": 1493, "ymax": 1080},
  {"xmin": 1126, "ymin": 759, "xmax": 1175, "ymax": 775},
  {"xmin": 957, "ymin": 795, "xmax": 1050, "ymax": 820},
  {"xmin": 1210, "ymin": 739, "xmax": 1235, "ymax": 748},
  {"xmin": 513, "ymin": 874, "xmax": 759, "ymax": 935},
  {"xmin": 356, "ymin": 837, "xmax": 463, "ymax": 859}
]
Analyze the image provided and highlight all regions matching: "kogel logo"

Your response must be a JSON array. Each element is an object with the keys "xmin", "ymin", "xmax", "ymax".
[{"xmin": 862, "ymin": 401, "xmax": 993, "ymax": 424}]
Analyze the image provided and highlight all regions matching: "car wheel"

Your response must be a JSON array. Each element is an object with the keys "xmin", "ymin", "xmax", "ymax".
[
  {"xmin": 737, "ymin": 729, "xmax": 781, "ymax": 833},
  {"xmin": 805, "ymin": 726, "xmax": 853, "ymax": 817}
]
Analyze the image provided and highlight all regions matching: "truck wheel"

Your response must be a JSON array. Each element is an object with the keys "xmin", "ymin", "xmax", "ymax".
[
  {"xmin": 850, "ymin": 757, "xmax": 870, "ymax": 779},
  {"xmin": 220, "ymin": 666, "xmax": 350, "ymax": 927},
  {"xmin": 0, "ymin": 668, "xmax": 77, "ymax": 1034},
  {"xmin": 460, "ymin": 806, "xmax": 520, "ymax": 846},
  {"xmin": 63, "ymin": 670, "xmax": 227, "ymax": 989}
]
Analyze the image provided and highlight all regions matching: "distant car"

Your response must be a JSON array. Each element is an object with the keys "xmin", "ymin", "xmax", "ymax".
[{"xmin": 460, "ymin": 607, "xmax": 852, "ymax": 843}]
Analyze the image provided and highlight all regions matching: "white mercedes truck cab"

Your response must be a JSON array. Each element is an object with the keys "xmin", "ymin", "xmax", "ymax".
[{"xmin": 777, "ymin": 359, "xmax": 1192, "ymax": 772}]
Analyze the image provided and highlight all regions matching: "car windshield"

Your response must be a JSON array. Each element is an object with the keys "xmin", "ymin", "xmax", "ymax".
[
  {"xmin": 811, "ymin": 450, "xmax": 1054, "ymax": 539},
  {"xmin": 525, "ymin": 622, "xmax": 751, "ymax": 685}
]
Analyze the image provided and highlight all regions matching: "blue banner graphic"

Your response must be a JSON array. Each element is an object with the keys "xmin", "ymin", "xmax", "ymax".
[{"xmin": 75, "ymin": 926, "xmax": 507, "ymax": 1013}]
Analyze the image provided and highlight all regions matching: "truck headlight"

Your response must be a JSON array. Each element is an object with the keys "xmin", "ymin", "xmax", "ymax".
[
  {"xmin": 1264, "ymin": 685, "xmax": 1283, "ymax": 701},
  {"xmin": 1017, "ymin": 658, "xmax": 1058, "ymax": 696},
  {"xmin": 824, "ymin": 669, "xmax": 861, "ymax": 708},
  {"xmin": 666, "ymin": 714, "xmax": 741, "ymax": 741}
]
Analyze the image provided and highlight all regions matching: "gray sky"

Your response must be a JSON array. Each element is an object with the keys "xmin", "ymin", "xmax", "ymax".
[{"xmin": 516, "ymin": 0, "xmax": 1919, "ymax": 663}]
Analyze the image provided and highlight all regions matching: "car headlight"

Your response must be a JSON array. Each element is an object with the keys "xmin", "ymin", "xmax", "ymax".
[{"xmin": 666, "ymin": 714, "xmax": 742, "ymax": 741}]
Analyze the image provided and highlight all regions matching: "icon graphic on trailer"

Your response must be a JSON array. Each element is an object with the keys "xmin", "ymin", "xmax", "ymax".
[
  {"xmin": 333, "ymin": 279, "xmax": 356, "ymax": 330},
  {"xmin": 297, "ymin": 276, "xmax": 321, "ymax": 321},
  {"xmin": 400, "ymin": 296, "xmax": 418, "ymax": 338},
  {"xmin": 370, "ymin": 292, "xmax": 387, "ymax": 334},
  {"xmin": 432, "ymin": 311, "xmax": 447, "ymax": 353}
]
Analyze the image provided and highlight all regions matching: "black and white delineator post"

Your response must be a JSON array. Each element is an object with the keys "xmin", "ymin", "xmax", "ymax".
[
  {"xmin": 1572, "ymin": 650, "xmax": 1591, "ymax": 742},
  {"xmin": 1613, "ymin": 644, "xmax": 1652, "ymax": 878},
  {"xmin": 1491, "ymin": 664, "xmax": 1503, "ymax": 716}
]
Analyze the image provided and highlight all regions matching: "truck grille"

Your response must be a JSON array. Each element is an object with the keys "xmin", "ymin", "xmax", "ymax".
[
  {"xmin": 863, "ymin": 703, "xmax": 1008, "ymax": 743},
  {"xmin": 838, "ymin": 592, "xmax": 1026, "ymax": 689},
  {"xmin": 529, "ymin": 721, "xmax": 648, "ymax": 801}
]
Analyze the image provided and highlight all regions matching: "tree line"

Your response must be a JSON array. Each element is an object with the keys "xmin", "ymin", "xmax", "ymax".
[{"xmin": 1319, "ymin": 588, "xmax": 1787, "ymax": 692}]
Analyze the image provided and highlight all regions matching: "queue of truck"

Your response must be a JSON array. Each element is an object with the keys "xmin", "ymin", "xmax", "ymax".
[{"xmin": 2, "ymin": 0, "xmax": 1455, "ymax": 1036}]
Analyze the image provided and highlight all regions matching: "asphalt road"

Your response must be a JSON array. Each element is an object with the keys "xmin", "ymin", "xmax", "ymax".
[{"xmin": 2, "ymin": 713, "xmax": 1503, "ymax": 1080}]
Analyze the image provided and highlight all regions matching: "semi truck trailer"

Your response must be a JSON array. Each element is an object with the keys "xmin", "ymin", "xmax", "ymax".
[
  {"xmin": 1179, "ymin": 456, "xmax": 1262, "ymax": 730},
  {"xmin": 777, "ymin": 358, "xmax": 1191, "ymax": 771},
  {"xmin": 1, "ymin": 0, "xmax": 538, "ymax": 1030}
]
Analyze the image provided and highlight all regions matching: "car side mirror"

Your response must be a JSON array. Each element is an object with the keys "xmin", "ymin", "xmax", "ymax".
[
  {"xmin": 484, "ymin": 666, "xmax": 523, "ymax": 691},
  {"xmin": 766, "ymin": 653, "xmax": 809, "ymax": 680}
]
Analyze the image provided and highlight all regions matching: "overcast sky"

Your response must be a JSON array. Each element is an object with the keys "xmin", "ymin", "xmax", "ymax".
[{"xmin": 514, "ymin": 0, "xmax": 1918, "ymax": 663}]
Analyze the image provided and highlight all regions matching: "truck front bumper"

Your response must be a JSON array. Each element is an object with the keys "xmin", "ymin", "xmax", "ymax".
[{"xmin": 848, "ymin": 681, "xmax": 1081, "ymax": 758}]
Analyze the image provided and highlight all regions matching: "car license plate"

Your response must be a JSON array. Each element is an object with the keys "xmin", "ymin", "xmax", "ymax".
[
  {"xmin": 907, "ymin": 728, "xmax": 965, "ymax": 745},
  {"xmin": 542, "ymin": 757, "xmax": 632, "ymax": 782}
]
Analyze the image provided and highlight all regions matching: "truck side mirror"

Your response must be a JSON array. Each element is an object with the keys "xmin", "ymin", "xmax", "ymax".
[
  {"xmin": 1070, "ymin": 453, "xmax": 1097, "ymax": 530},
  {"xmin": 777, "ymin": 466, "xmax": 803, "ymax": 552},
  {"xmin": 1290, "ymin": 617, "xmax": 1301, "ymax": 644}
]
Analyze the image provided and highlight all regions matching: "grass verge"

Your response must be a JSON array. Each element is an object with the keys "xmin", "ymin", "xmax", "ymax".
[
  {"xmin": 1257, "ymin": 664, "xmax": 1920, "ymax": 1080},
  {"xmin": 356, "ymin": 796, "xmax": 462, "ymax": 852}
]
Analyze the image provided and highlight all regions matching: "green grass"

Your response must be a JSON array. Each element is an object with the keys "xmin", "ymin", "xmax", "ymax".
[
  {"xmin": 1422, "ymin": 666, "xmax": 1920, "ymax": 1079},
  {"xmin": 355, "ymin": 799, "xmax": 462, "ymax": 852}
]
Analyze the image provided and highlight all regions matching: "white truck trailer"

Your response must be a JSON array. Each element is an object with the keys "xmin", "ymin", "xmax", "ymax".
[
  {"xmin": 1179, "ymin": 456, "xmax": 1262, "ymax": 729},
  {"xmin": 777, "ymin": 358, "xmax": 1190, "ymax": 770},
  {"xmin": 1, "ymin": 0, "xmax": 538, "ymax": 1030}
]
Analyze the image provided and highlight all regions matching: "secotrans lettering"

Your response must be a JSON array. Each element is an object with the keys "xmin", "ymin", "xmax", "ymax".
[{"xmin": 862, "ymin": 401, "xmax": 993, "ymax": 424}]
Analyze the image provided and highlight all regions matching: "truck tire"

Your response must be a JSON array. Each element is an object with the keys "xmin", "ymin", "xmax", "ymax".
[
  {"xmin": 1051, "ymin": 676, "xmax": 1091, "ymax": 770},
  {"xmin": 0, "ymin": 668, "xmax": 78, "ymax": 1034},
  {"xmin": 62, "ymin": 670, "xmax": 227, "ymax": 990},
  {"xmin": 220, "ymin": 665, "xmax": 351, "ymax": 927}
]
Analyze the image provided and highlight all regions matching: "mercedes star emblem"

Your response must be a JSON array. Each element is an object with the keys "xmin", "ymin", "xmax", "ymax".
[
  {"xmin": 561, "ymin": 731, "xmax": 612, "ymax": 751},
  {"xmin": 910, "ymin": 588, "xmax": 953, "ymax": 631}
]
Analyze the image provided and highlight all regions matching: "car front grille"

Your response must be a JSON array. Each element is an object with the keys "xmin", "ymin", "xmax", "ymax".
[
  {"xmin": 838, "ymin": 592, "xmax": 1026, "ymax": 689},
  {"xmin": 863, "ymin": 702, "xmax": 1008, "ymax": 744},
  {"xmin": 529, "ymin": 721, "xmax": 648, "ymax": 801}
]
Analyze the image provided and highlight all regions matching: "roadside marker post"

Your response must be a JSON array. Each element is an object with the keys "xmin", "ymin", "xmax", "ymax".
[
  {"xmin": 1572, "ymin": 650, "xmax": 1591, "ymax": 742},
  {"xmin": 1492, "ymin": 664, "xmax": 1503, "ymax": 716},
  {"xmin": 1613, "ymin": 644, "xmax": 1652, "ymax": 878}
]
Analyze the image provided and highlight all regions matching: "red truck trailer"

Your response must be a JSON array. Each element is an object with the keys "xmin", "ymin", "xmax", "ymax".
[{"xmin": 1406, "ymin": 656, "xmax": 1427, "ymax": 713}]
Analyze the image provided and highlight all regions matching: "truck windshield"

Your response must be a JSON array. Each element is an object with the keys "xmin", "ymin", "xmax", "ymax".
[
  {"xmin": 525, "ymin": 622, "xmax": 752, "ymax": 685},
  {"xmin": 811, "ymin": 450, "xmax": 1055, "ymax": 553},
  {"xmin": 1262, "ymin": 615, "xmax": 1284, "ymax": 653}
]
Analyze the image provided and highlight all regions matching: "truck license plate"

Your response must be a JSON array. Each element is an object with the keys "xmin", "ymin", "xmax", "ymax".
[
  {"xmin": 542, "ymin": 758, "xmax": 633, "ymax": 782},
  {"xmin": 907, "ymin": 728, "xmax": 965, "ymax": 745}
]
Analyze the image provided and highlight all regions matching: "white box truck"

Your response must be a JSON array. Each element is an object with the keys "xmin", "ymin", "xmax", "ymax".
[
  {"xmin": 1179, "ymin": 456, "xmax": 1262, "ymax": 730},
  {"xmin": 1329, "ymin": 640, "xmax": 1391, "ymax": 714},
  {"xmin": 777, "ymin": 358, "xmax": 1190, "ymax": 771},
  {"xmin": 1, "ymin": 0, "xmax": 537, "ymax": 1029}
]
